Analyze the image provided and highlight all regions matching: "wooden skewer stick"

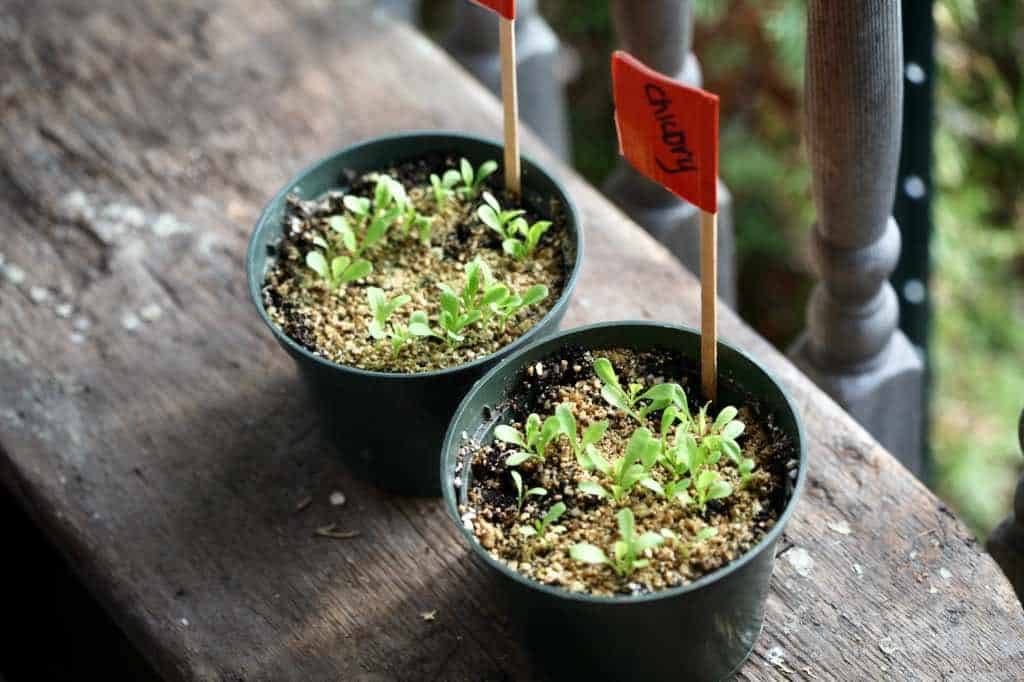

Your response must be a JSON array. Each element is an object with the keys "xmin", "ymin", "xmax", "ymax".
[
  {"xmin": 700, "ymin": 209, "xmax": 718, "ymax": 402},
  {"xmin": 499, "ymin": 16, "xmax": 521, "ymax": 194}
]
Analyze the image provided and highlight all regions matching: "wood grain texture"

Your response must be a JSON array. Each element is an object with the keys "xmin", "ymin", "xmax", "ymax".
[{"xmin": 0, "ymin": 2, "xmax": 1020, "ymax": 680}]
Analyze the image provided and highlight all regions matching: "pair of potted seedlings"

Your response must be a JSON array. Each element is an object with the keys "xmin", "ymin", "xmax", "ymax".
[{"xmin": 247, "ymin": 132, "xmax": 806, "ymax": 679}]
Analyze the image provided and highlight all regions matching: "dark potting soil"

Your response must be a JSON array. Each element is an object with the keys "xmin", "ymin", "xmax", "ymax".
[
  {"xmin": 262, "ymin": 152, "xmax": 573, "ymax": 373},
  {"xmin": 457, "ymin": 346, "xmax": 798, "ymax": 597}
]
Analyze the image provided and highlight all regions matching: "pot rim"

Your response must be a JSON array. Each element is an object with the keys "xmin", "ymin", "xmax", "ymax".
[
  {"xmin": 245, "ymin": 130, "xmax": 584, "ymax": 380},
  {"xmin": 441, "ymin": 320, "xmax": 808, "ymax": 605}
]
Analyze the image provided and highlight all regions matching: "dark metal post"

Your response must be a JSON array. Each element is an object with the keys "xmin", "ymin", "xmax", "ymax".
[{"xmin": 892, "ymin": 0, "xmax": 935, "ymax": 477}]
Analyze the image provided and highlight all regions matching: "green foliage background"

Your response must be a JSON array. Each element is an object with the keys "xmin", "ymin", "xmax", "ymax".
[{"xmin": 533, "ymin": 0, "xmax": 1023, "ymax": 536}]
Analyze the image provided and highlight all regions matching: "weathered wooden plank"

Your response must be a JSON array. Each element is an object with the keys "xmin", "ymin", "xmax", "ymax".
[{"xmin": 0, "ymin": 2, "xmax": 1020, "ymax": 680}]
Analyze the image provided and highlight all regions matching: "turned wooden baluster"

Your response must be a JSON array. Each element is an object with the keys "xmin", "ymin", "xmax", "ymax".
[
  {"xmin": 988, "ymin": 410, "xmax": 1024, "ymax": 605},
  {"xmin": 788, "ymin": 1, "xmax": 925, "ymax": 474},
  {"xmin": 440, "ymin": 0, "xmax": 570, "ymax": 160},
  {"xmin": 602, "ymin": 0, "xmax": 736, "ymax": 306}
]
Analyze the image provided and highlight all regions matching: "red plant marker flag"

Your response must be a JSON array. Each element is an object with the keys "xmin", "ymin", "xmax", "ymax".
[
  {"xmin": 611, "ymin": 50, "xmax": 719, "ymax": 213},
  {"xmin": 613, "ymin": 50, "xmax": 722, "ymax": 401},
  {"xmin": 471, "ymin": 0, "xmax": 515, "ymax": 20}
]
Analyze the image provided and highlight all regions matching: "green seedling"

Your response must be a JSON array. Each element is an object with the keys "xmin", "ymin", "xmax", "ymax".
[
  {"xmin": 693, "ymin": 469, "xmax": 733, "ymax": 512},
  {"xmin": 477, "ymin": 192, "xmax": 526, "ymax": 240},
  {"xmin": 502, "ymin": 217, "xmax": 552, "ymax": 260},
  {"xmin": 437, "ymin": 258, "xmax": 510, "ymax": 346},
  {"xmin": 570, "ymin": 508, "xmax": 664, "ymax": 578},
  {"xmin": 578, "ymin": 427, "xmax": 661, "ymax": 503},
  {"xmin": 333, "ymin": 174, "xmax": 406, "ymax": 257},
  {"xmin": 510, "ymin": 470, "xmax": 546, "ymax": 513},
  {"xmin": 430, "ymin": 169, "xmax": 462, "ymax": 209},
  {"xmin": 305, "ymin": 246, "xmax": 372, "ymax": 290},
  {"xmin": 660, "ymin": 526, "xmax": 717, "ymax": 559},
  {"xmin": 397, "ymin": 203, "xmax": 434, "ymax": 245},
  {"xmin": 593, "ymin": 358, "xmax": 688, "ymax": 423},
  {"xmin": 459, "ymin": 158, "xmax": 499, "ymax": 198},
  {"xmin": 520, "ymin": 502, "xmax": 566, "ymax": 541},
  {"xmin": 365, "ymin": 288, "xmax": 435, "ymax": 357},
  {"xmin": 639, "ymin": 382, "xmax": 690, "ymax": 421},
  {"xmin": 700, "ymin": 405, "xmax": 746, "ymax": 465},
  {"xmin": 738, "ymin": 457, "xmax": 756, "ymax": 488},
  {"xmin": 495, "ymin": 412, "xmax": 563, "ymax": 466},
  {"xmin": 366, "ymin": 288, "xmax": 411, "ymax": 341},
  {"xmin": 437, "ymin": 289, "xmax": 481, "ymax": 348},
  {"xmin": 661, "ymin": 477, "xmax": 694, "ymax": 505},
  {"xmin": 494, "ymin": 284, "xmax": 548, "ymax": 329},
  {"xmin": 552, "ymin": 403, "xmax": 609, "ymax": 471},
  {"xmin": 592, "ymin": 357, "xmax": 645, "ymax": 421},
  {"xmin": 476, "ymin": 193, "xmax": 550, "ymax": 260},
  {"xmin": 386, "ymin": 311, "xmax": 436, "ymax": 358},
  {"xmin": 655, "ymin": 421, "xmax": 699, "ymax": 505}
]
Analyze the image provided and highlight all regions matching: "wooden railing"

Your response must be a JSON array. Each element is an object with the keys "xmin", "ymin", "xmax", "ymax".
[
  {"xmin": 425, "ymin": 0, "xmax": 927, "ymax": 474},
  {"xmin": 786, "ymin": 1, "xmax": 925, "ymax": 475}
]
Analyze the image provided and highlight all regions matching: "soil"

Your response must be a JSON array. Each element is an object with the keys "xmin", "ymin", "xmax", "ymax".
[
  {"xmin": 261, "ymin": 152, "xmax": 572, "ymax": 372},
  {"xmin": 457, "ymin": 347, "xmax": 798, "ymax": 597}
]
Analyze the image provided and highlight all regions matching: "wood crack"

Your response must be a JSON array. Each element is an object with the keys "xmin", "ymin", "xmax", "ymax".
[{"xmin": 143, "ymin": 262, "xmax": 185, "ymax": 311}]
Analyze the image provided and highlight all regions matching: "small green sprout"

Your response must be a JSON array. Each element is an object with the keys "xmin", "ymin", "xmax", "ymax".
[
  {"xmin": 569, "ymin": 508, "xmax": 664, "ymax": 578},
  {"xmin": 660, "ymin": 526, "xmax": 717, "ymax": 559},
  {"xmin": 510, "ymin": 470, "xmax": 546, "ymax": 513},
  {"xmin": 661, "ymin": 477, "xmax": 694, "ymax": 505},
  {"xmin": 494, "ymin": 284, "xmax": 548, "ymax": 329},
  {"xmin": 655, "ymin": 419, "xmax": 698, "ymax": 505},
  {"xmin": 334, "ymin": 174, "xmax": 405, "ymax": 257},
  {"xmin": 738, "ymin": 457, "xmax": 756, "ymax": 488},
  {"xmin": 520, "ymin": 502, "xmax": 566, "ymax": 541},
  {"xmin": 305, "ymin": 248, "xmax": 373, "ymax": 290},
  {"xmin": 593, "ymin": 358, "xmax": 688, "ymax": 423},
  {"xmin": 366, "ymin": 287, "xmax": 411, "ymax": 341},
  {"xmin": 386, "ymin": 311, "xmax": 435, "ymax": 358},
  {"xmin": 496, "ymin": 412, "xmax": 563, "ymax": 466},
  {"xmin": 476, "ymin": 192, "xmax": 549, "ymax": 260},
  {"xmin": 477, "ymin": 192, "xmax": 525, "ymax": 239},
  {"xmin": 638, "ymin": 382, "xmax": 690, "ymax": 421},
  {"xmin": 398, "ymin": 203, "xmax": 434, "ymax": 245},
  {"xmin": 430, "ymin": 169, "xmax": 462, "ymax": 209},
  {"xmin": 437, "ymin": 258, "xmax": 509, "ymax": 346},
  {"xmin": 437, "ymin": 289, "xmax": 481, "ymax": 348},
  {"xmin": 365, "ymin": 289, "xmax": 435, "ymax": 357},
  {"xmin": 502, "ymin": 217, "xmax": 552, "ymax": 260},
  {"xmin": 459, "ymin": 158, "xmax": 499, "ymax": 198},
  {"xmin": 700, "ymin": 405, "xmax": 745, "ymax": 464},
  {"xmin": 693, "ymin": 469, "xmax": 733, "ymax": 512},
  {"xmin": 578, "ymin": 427, "xmax": 660, "ymax": 502},
  {"xmin": 592, "ymin": 357, "xmax": 644, "ymax": 421},
  {"xmin": 552, "ymin": 403, "xmax": 609, "ymax": 471}
]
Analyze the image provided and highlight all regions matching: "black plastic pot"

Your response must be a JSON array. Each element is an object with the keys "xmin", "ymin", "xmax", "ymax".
[
  {"xmin": 247, "ymin": 132, "xmax": 582, "ymax": 496},
  {"xmin": 441, "ymin": 321, "xmax": 806, "ymax": 681}
]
